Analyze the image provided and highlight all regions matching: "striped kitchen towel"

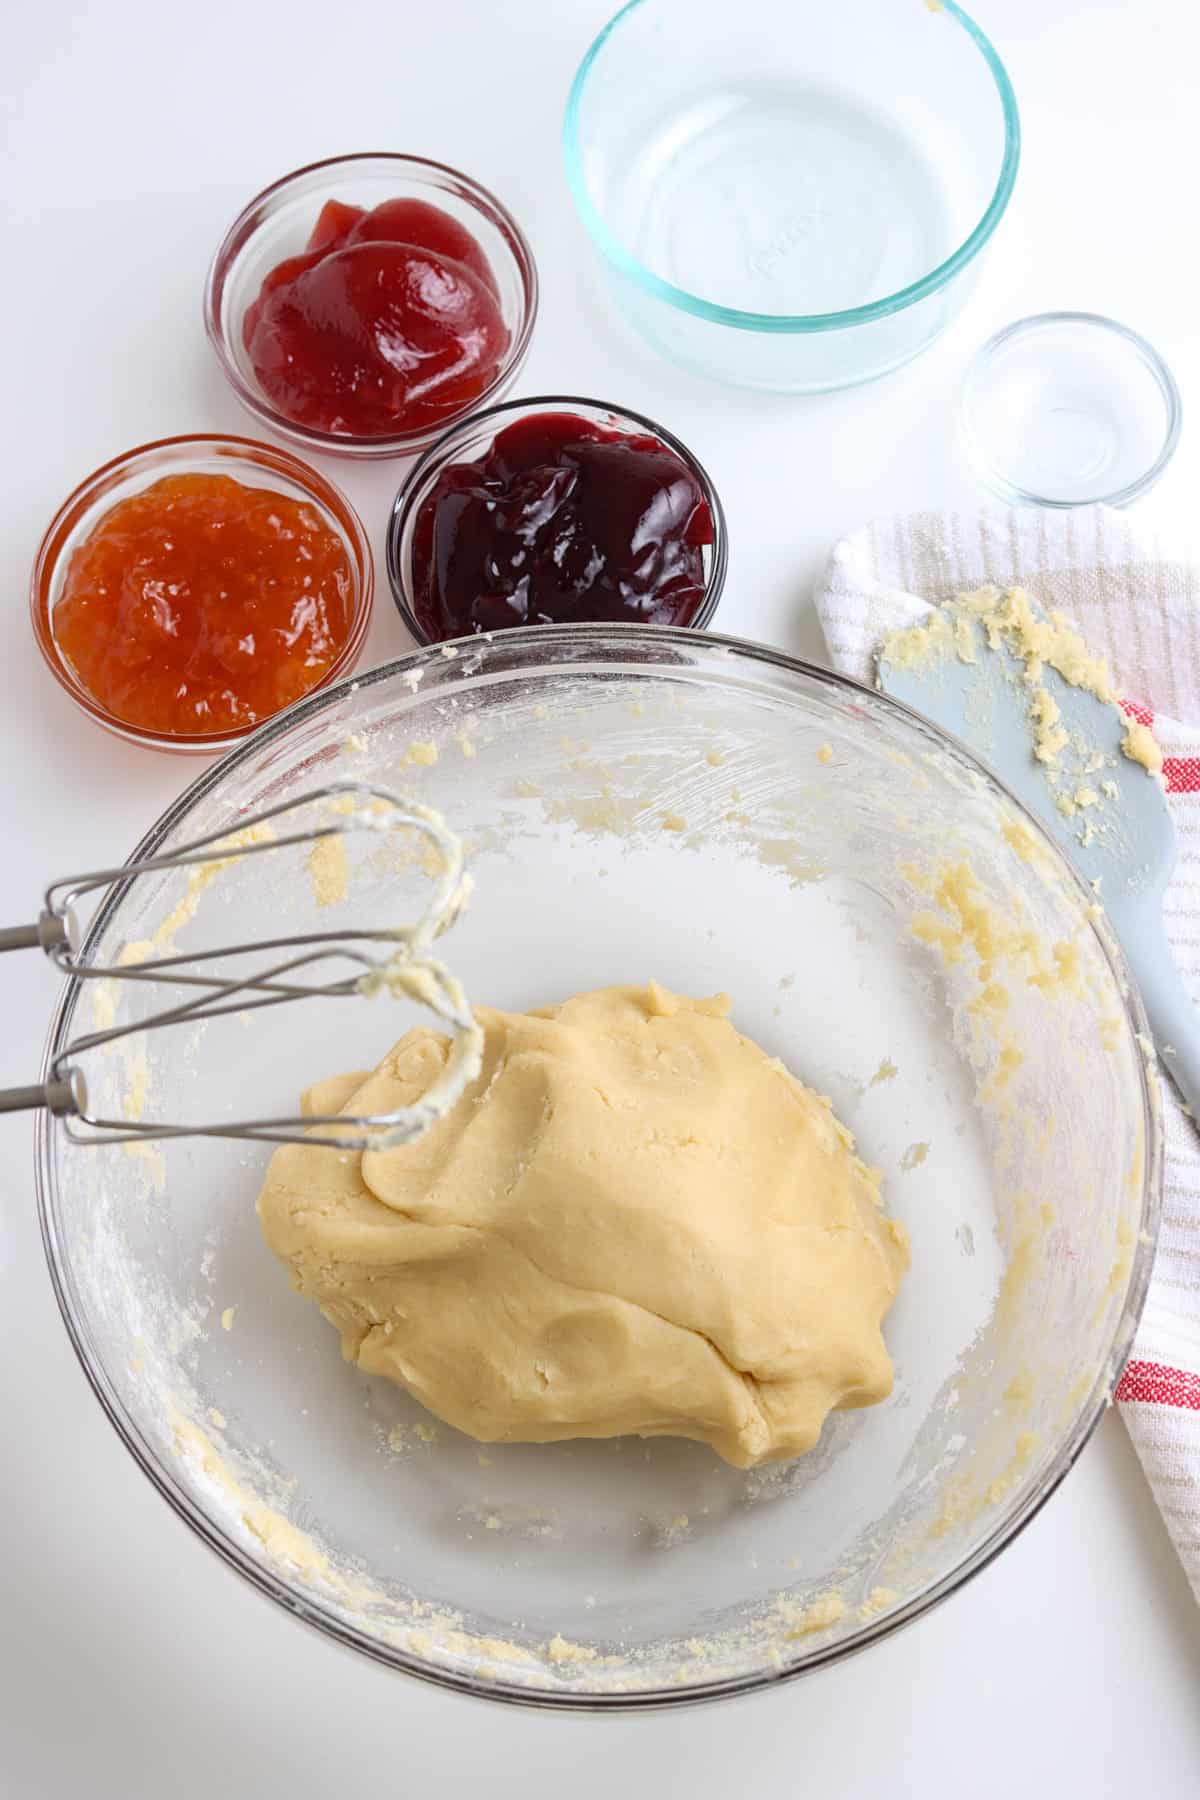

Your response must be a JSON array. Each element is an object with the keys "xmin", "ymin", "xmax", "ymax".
[{"xmin": 814, "ymin": 504, "xmax": 1200, "ymax": 1603}]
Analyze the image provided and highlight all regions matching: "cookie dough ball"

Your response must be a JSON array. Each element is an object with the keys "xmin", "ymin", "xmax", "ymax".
[{"xmin": 257, "ymin": 984, "xmax": 908, "ymax": 1468}]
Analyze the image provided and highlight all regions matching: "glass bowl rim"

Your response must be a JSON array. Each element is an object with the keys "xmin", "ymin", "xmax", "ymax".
[
  {"xmin": 36, "ymin": 623, "xmax": 1161, "ymax": 1708},
  {"xmin": 29, "ymin": 431, "xmax": 375, "ymax": 753},
  {"xmin": 385, "ymin": 393, "xmax": 729, "ymax": 645},
  {"xmin": 203, "ymin": 150, "xmax": 540, "ymax": 459},
  {"xmin": 562, "ymin": 0, "xmax": 1021, "ymax": 335},
  {"xmin": 960, "ymin": 310, "xmax": 1184, "ymax": 509}
]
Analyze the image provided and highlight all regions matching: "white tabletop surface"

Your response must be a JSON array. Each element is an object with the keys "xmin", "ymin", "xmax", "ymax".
[{"xmin": 5, "ymin": 1, "xmax": 1200, "ymax": 1792}]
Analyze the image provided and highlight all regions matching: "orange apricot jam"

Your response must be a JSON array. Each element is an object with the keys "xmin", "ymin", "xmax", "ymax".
[{"xmin": 53, "ymin": 473, "xmax": 355, "ymax": 737}]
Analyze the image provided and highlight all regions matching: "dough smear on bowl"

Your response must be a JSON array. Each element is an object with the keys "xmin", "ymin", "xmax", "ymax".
[{"xmin": 257, "ymin": 984, "xmax": 909, "ymax": 1468}]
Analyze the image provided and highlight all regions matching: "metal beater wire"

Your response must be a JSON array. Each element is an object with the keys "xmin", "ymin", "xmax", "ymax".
[{"xmin": 6, "ymin": 782, "xmax": 483, "ymax": 1151}]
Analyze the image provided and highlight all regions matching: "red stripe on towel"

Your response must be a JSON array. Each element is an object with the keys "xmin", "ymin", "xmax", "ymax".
[{"xmin": 1116, "ymin": 1361, "xmax": 1200, "ymax": 1410}]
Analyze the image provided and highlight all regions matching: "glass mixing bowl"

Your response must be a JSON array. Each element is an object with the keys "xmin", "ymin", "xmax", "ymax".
[
  {"xmin": 563, "ymin": 0, "xmax": 1020, "ymax": 392},
  {"xmin": 38, "ymin": 627, "xmax": 1158, "ymax": 1707}
]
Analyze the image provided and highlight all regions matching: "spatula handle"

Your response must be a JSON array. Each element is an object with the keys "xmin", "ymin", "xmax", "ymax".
[{"xmin": 1125, "ymin": 921, "xmax": 1200, "ymax": 1122}]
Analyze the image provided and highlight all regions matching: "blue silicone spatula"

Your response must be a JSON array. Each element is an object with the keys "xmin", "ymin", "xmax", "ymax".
[{"xmin": 877, "ymin": 620, "xmax": 1200, "ymax": 1117}]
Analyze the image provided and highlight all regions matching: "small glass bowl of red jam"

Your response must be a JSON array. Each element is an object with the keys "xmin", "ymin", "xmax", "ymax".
[
  {"xmin": 31, "ymin": 434, "xmax": 374, "ymax": 754},
  {"xmin": 387, "ymin": 397, "xmax": 727, "ymax": 646},
  {"xmin": 206, "ymin": 153, "xmax": 539, "ymax": 460}
]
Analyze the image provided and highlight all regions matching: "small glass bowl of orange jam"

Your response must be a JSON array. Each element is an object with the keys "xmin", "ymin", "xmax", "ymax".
[{"xmin": 31, "ymin": 434, "xmax": 374, "ymax": 754}]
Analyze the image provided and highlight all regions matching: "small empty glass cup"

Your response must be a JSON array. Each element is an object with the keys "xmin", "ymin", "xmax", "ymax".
[
  {"xmin": 563, "ymin": 0, "xmax": 1020, "ymax": 392},
  {"xmin": 961, "ymin": 312, "xmax": 1182, "ymax": 508}
]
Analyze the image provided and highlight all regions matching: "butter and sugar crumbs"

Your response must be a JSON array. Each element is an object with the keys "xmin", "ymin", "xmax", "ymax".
[
  {"xmin": 881, "ymin": 585, "xmax": 1164, "ymax": 779},
  {"xmin": 308, "ymin": 832, "xmax": 349, "ymax": 908},
  {"xmin": 776, "ymin": 1589, "xmax": 845, "ymax": 1640},
  {"xmin": 546, "ymin": 1634, "xmax": 597, "ymax": 1665},
  {"xmin": 1122, "ymin": 718, "xmax": 1163, "ymax": 776},
  {"xmin": 122, "ymin": 819, "xmax": 276, "ymax": 962},
  {"xmin": 1001, "ymin": 819, "xmax": 1040, "ymax": 863},
  {"xmin": 404, "ymin": 740, "xmax": 439, "ymax": 768},
  {"xmin": 858, "ymin": 1586, "xmax": 898, "ymax": 1621},
  {"xmin": 902, "ymin": 855, "xmax": 1090, "ymax": 1096}
]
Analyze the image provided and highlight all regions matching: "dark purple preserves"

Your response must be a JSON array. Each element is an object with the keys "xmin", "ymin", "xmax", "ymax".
[{"xmin": 408, "ymin": 411, "xmax": 714, "ymax": 641}]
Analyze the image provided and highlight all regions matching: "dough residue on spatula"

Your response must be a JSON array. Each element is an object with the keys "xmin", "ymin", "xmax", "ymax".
[{"xmin": 881, "ymin": 585, "xmax": 1164, "ymax": 777}]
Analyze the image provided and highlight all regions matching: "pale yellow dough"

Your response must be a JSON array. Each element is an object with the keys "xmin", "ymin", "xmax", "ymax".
[{"xmin": 257, "ymin": 985, "xmax": 909, "ymax": 1469}]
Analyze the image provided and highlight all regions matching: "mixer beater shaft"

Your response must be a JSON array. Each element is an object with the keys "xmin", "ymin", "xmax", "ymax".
[{"xmin": 2, "ymin": 783, "xmax": 482, "ymax": 1150}]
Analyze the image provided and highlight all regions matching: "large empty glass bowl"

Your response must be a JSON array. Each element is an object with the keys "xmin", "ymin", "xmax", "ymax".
[
  {"xmin": 564, "ymin": 0, "xmax": 1020, "ymax": 391},
  {"xmin": 39, "ymin": 627, "xmax": 1157, "ymax": 1706}
]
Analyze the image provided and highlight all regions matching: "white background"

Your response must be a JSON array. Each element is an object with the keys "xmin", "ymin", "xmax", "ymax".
[{"xmin": 4, "ymin": 1, "xmax": 1200, "ymax": 1793}]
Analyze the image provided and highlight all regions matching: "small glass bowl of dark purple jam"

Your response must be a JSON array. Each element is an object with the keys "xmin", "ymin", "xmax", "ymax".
[{"xmin": 387, "ymin": 395, "xmax": 727, "ymax": 646}]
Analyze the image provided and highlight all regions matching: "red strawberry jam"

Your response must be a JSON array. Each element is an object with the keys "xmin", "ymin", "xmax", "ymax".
[
  {"xmin": 407, "ymin": 411, "xmax": 715, "ymax": 642},
  {"xmin": 243, "ymin": 198, "xmax": 509, "ymax": 439}
]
